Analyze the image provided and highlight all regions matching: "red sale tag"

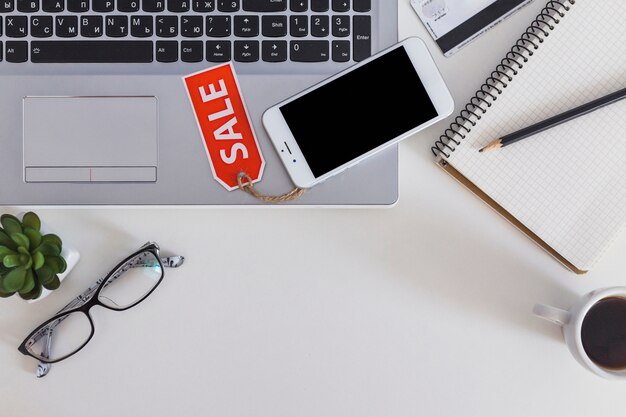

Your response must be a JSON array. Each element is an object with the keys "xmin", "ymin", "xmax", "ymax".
[{"xmin": 183, "ymin": 63, "xmax": 265, "ymax": 191}]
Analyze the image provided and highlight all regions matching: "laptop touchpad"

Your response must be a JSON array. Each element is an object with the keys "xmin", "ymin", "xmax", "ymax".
[{"xmin": 24, "ymin": 96, "xmax": 157, "ymax": 183}]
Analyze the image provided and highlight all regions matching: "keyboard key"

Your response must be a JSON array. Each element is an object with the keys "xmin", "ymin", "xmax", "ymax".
[
  {"xmin": 6, "ymin": 41, "xmax": 28, "ymax": 62},
  {"xmin": 117, "ymin": 0, "xmax": 139, "ymax": 11},
  {"xmin": 289, "ymin": 0, "xmax": 306, "ymax": 12},
  {"xmin": 156, "ymin": 15, "xmax": 177, "ymax": 37},
  {"xmin": 332, "ymin": 14, "xmax": 348, "ymax": 37},
  {"xmin": 156, "ymin": 40, "xmax": 177, "ymax": 62},
  {"xmin": 0, "ymin": 0, "xmax": 14, "ymax": 12},
  {"xmin": 261, "ymin": 15, "xmax": 286, "ymax": 37},
  {"xmin": 80, "ymin": 15, "xmax": 103, "ymax": 37},
  {"xmin": 167, "ymin": 0, "xmax": 189, "ymax": 12},
  {"xmin": 31, "ymin": 40, "xmax": 153, "ymax": 62},
  {"xmin": 262, "ymin": 40, "xmax": 286, "ymax": 62},
  {"xmin": 242, "ymin": 0, "xmax": 285, "ymax": 12},
  {"xmin": 331, "ymin": 0, "xmax": 347, "ymax": 12},
  {"xmin": 55, "ymin": 15, "xmax": 78, "ymax": 37},
  {"xmin": 290, "ymin": 40, "xmax": 328, "ymax": 62},
  {"xmin": 310, "ymin": 15, "xmax": 328, "ymax": 37},
  {"xmin": 310, "ymin": 0, "xmax": 327, "ymax": 12},
  {"xmin": 332, "ymin": 39, "xmax": 348, "ymax": 61},
  {"xmin": 206, "ymin": 40, "xmax": 230, "ymax": 62},
  {"xmin": 233, "ymin": 40, "xmax": 257, "ymax": 62},
  {"xmin": 31, "ymin": 16, "xmax": 53, "ymax": 37},
  {"xmin": 352, "ymin": 0, "xmax": 369, "ymax": 12},
  {"xmin": 6, "ymin": 16, "xmax": 28, "ymax": 37},
  {"xmin": 192, "ymin": 0, "xmax": 213, "ymax": 11},
  {"xmin": 206, "ymin": 15, "xmax": 230, "ymax": 37},
  {"xmin": 42, "ymin": 0, "xmax": 63, "ymax": 11},
  {"xmin": 17, "ymin": 0, "xmax": 39, "ymax": 12},
  {"xmin": 142, "ymin": 0, "xmax": 164, "ymax": 11},
  {"xmin": 67, "ymin": 0, "xmax": 88, "ymax": 12},
  {"xmin": 289, "ymin": 15, "xmax": 307, "ymax": 37},
  {"xmin": 217, "ymin": 0, "xmax": 238, "ymax": 11},
  {"xmin": 92, "ymin": 0, "xmax": 113, "ymax": 11},
  {"xmin": 130, "ymin": 15, "xmax": 152, "ymax": 37},
  {"xmin": 352, "ymin": 14, "xmax": 369, "ymax": 61},
  {"xmin": 181, "ymin": 15, "xmax": 202, "ymax": 37},
  {"xmin": 105, "ymin": 15, "xmax": 128, "ymax": 37},
  {"xmin": 234, "ymin": 15, "xmax": 258, "ymax": 37},
  {"xmin": 181, "ymin": 40, "xmax": 202, "ymax": 62}
]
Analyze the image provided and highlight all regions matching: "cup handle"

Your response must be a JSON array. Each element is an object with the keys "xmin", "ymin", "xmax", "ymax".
[{"xmin": 533, "ymin": 304, "xmax": 571, "ymax": 326}]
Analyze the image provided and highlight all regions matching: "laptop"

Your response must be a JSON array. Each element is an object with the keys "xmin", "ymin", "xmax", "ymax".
[{"xmin": 0, "ymin": 0, "xmax": 398, "ymax": 205}]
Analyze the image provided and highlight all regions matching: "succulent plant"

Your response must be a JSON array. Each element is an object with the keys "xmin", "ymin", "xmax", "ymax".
[{"xmin": 0, "ymin": 212, "xmax": 66, "ymax": 300}]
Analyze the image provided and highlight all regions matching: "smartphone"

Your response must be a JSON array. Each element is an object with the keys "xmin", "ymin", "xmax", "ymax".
[{"xmin": 262, "ymin": 36, "xmax": 454, "ymax": 189}]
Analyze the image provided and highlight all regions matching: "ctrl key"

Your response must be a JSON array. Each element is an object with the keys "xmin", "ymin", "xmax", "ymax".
[{"xmin": 6, "ymin": 41, "xmax": 28, "ymax": 63}]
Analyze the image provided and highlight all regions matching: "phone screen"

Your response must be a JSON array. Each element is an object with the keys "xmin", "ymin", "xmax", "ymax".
[{"xmin": 279, "ymin": 46, "xmax": 438, "ymax": 178}]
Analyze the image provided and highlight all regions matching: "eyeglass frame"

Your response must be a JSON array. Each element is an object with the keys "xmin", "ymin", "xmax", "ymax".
[{"xmin": 17, "ymin": 242, "xmax": 184, "ymax": 369}]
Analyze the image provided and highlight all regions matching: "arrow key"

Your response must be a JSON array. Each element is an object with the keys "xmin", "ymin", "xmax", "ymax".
[
  {"xmin": 206, "ymin": 40, "xmax": 230, "ymax": 62},
  {"xmin": 234, "ymin": 40, "xmax": 258, "ymax": 62},
  {"xmin": 262, "ymin": 40, "xmax": 286, "ymax": 62},
  {"xmin": 234, "ymin": 15, "xmax": 258, "ymax": 37}
]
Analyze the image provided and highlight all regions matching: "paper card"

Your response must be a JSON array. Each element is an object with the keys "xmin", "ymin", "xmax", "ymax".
[{"xmin": 183, "ymin": 63, "xmax": 265, "ymax": 191}]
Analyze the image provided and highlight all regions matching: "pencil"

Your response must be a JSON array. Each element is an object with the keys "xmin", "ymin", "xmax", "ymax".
[{"xmin": 479, "ymin": 87, "xmax": 626, "ymax": 153}]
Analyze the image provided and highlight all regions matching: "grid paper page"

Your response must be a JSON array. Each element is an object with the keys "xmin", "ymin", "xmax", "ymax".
[{"xmin": 445, "ymin": 0, "xmax": 626, "ymax": 271}]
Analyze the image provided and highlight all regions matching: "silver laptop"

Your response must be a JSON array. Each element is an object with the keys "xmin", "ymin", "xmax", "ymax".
[{"xmin": 0, "ymin": 0, "xmax": 398, "ymax": 205}]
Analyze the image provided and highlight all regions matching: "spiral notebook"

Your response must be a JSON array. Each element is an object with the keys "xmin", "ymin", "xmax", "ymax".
[{"xmin": 431, "ymin": 0, "xmax": 626, "ymax": 274}]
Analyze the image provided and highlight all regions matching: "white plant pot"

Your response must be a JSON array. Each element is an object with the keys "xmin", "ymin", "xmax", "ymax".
[{"xmin": 8, "ymin": 213, "xmax": 81, "ymax": 303}]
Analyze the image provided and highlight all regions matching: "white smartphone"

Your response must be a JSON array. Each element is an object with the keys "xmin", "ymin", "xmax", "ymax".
[{"xmin": 262, "ymin": 36, "xmax": 454, "ymax": 189}]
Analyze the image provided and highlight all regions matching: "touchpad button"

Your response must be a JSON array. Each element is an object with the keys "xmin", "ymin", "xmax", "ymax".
[{"xmin": 23, "ymin": 96, "xmax": 157, "ymax": 183}]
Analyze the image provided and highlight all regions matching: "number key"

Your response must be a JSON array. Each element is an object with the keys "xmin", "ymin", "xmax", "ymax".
[
  {"xmin": 310, "ymin": 15, "xmax": 328, "ymax": 37},
  {"xmin": 289, "ymin": 15, "xmax": 307, "ymax": 37}
]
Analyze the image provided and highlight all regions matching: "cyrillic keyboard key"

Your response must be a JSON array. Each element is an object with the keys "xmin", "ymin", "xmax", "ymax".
[
  {"xmin": 142, "ymin": 0, "xmax": 164, "ymax": 11},
  {"xmin": 105, "ymin": 15, "xmax": 127, "ymax": 37},
  {"xmin": 352, "ymin": 0, "xmax": 369, "ymax": 12},
  {"xmin": 217, "ymin": 0, "xmax": 238, "ymax": 11},
  {"xmin": 181, "ymin": 15, "xmax": 202, "ymax": 37},
  {"xmin": 206, "ymin": 40, "xmax": 230, "ymax": 62},
  {"xmin": 6, "ymin": 41, "xmax": 28, "ymax": 62},
  {"xmin": 117, "ymin": 0, "xmax": 139, "ymax": 12},
  {"xmin": 156, "ymin": 40, "xmax": 177, "ymax": 62},
  {"xmin": 181, "ymin": 40, "xmax": 202, "ymax": 62},
  {"xmin": 352, "ymin": 15, "xmax": 370, "ymax": 61},
  {"xmin": 31, "ymin": 16, "xmax": 53, "ymax": 37},
  {"xmin": 42, "ymin": 0, "xmax": 62, "ymax": 10},
  {"xmin": 242, "ymin": 0, "xmax": 285, "ymax": 12},
  {"xmin": 130, "ymin": 15, "xmax": 152, "ymax": 37},
  {"xmin": 262, "ymin": 40, "xmax": 286, "ymax": 62},
  {"xmin": 92, "ymin": 0, "xmax": 113, "ymax": 12},
  {"xmin": 30, "ymin": 40, "xmax": 153, "ymax": 62},
  {"xmin": 80, "ymin": 15, "xmax": 103, "ymax": 37},
  {"xmin": 192, "ymin": 0, "xmax": 213, "ymax": 11},
  {"xmin": 67, "ymin": 0, "xmax": 88, "ymax": 12},
  {"xmin": 156, "ymin": 15, "xmax": 177, "ymax": 37},
  {"xmin": 290, "ymin": 40, "xmax": 328, "ymax": 62},
  {"xmin": 233, "ymin": 40, "xmax": 258, "ymax": 62},
  {"xmin": 55, "ymin": 15, "xmax": 78, "ymax": 37},
  {"xmin": 0, "ymin": 0, "xmax": 14, "ymax": 12},
  {"xmin": 6, "ymin": 16, "xmax": 28, "ymax": 37},
  {"xmin": 17, "ymin": 0, "xmax": 39, "ymax": 12},
  {"xmin": 167, "ymin": 0, "xmax": 190, "ymax": 12}
]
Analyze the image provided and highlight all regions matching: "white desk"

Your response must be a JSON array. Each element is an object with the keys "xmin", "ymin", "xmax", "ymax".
[{"xmin": 2, "ymin": 2, "xmax": 626, "ymax": 416}]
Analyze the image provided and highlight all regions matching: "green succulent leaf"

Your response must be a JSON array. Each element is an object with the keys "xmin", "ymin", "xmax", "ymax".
[
  {"xmin": 0, "ymin": 214, "xmax": 23, "ymax": 235},
  {"xmin": 41, "ymin": 234, "xmax": 62, "ymax": 249},
  {"xmin": 42, "ymin": 275, "xmax": 60, "ymax": 291},
  {"xmin": 19, "ymin": 269, "xmax": 35, "ymax": 294},
  {"xmin": 0, "ymin": 287, "xmax": 15, "ymax": 297},
  {"xmin": 3, "ymin": 254, "xmax": 21, "ymax": 268},
  {"xmin": 18, "ymin": 280, "xmax": 42, "ymax": 300},
  {"xmin": 2, "ymin": 266, "xmax": 27, "ymax": 293},
  {"xmin": 0, "ymin": 245, "xmax": 17, "ymax": 261},
  {"xmin": 37, "ymin": 242, "xmax": 61, "ymax": 257},
  {"xmin": 23, "ymin": 227, "xmax": 42, "ymax": 249},
  {"xmin": 0, "ymin": 229, "xmax": 17, "ymax": 250},
  {"xmin": 33, "ymin": 251, "xmax": 45, "ymax": 270},
  {"xmin": 10, "ymin": 233, "xmax": 30, "ymax": 250},
  {"xmin": 45, "ymin": 256, "xmax": 67, "ymax": 274},
  {"xmin": 36, "ymin": 265, "xmax": 55, "ymax": 284},
  {"xmin": 21, "ymin": 212, "xmax": 41, "ymax": 232}
]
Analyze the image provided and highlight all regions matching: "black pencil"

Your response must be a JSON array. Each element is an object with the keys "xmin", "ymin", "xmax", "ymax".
[{"xmin": 479, "ymin": 87, "xmax": 626, "ymax": 153}]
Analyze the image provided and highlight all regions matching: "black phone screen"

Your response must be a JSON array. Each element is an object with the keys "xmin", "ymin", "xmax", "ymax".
[{"xmin": 279, "ymin": 46, "xmax": 438, "ymax": 178}]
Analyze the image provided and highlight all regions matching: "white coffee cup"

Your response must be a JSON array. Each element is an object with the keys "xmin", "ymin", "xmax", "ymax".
[{"xmin": 533, "ymin": 286, "xmax": 626, "ymax": 380}]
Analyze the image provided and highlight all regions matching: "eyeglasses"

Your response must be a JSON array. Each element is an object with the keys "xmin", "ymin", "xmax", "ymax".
[{"xmin": 18, "ymin": 242, "xmax": 184, "ymax": 378}]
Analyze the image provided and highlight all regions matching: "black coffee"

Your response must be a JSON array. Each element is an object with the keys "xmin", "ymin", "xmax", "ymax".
[{"xmin": 581, "ymin": 297, "xmax": 626, "ymax": 370}]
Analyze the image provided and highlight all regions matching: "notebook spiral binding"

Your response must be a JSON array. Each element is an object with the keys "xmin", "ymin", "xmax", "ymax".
[{"xmin": 431, "ymin": 0, "xmax": 576, "ymax": 158}]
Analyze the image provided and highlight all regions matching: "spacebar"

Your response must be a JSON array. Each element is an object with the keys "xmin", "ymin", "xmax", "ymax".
[{"xmin": 31, "ymin": 41, "xmax": 153, "ymax": 63}]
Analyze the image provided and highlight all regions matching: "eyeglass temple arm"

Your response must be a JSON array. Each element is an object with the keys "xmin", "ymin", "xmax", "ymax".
[{"xmin": 33, "ymin": 255, "xmax": 184, "ymax": 376}]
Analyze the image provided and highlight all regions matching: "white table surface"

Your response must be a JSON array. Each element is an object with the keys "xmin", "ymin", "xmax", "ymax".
[{"xmin": 3, "ymin": 1, "xmax": 626, "ymax": 416}]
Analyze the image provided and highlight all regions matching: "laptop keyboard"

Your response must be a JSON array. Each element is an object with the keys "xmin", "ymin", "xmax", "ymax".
[{"xmin": 0, "ymin": 0, "xmax": 372, "ymax": 65}]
